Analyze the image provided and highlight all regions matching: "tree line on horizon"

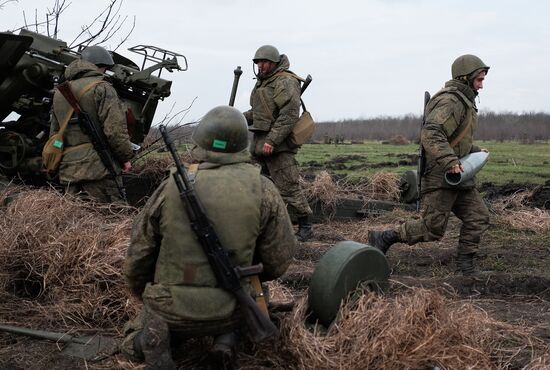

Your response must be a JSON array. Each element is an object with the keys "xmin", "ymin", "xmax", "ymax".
[{"xmin": 312, "ymin": 111, "xmax": 550, "ymax": 143}]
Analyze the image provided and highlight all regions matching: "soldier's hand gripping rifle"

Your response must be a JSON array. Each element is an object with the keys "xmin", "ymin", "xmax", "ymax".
[
  {"xmin": 57, "ymin": 82, "xmax": 126, "ymax": 200},
  {"xmin": 159, "ymin": 125, "xmax": 278, "ymax": 343},
  {"xmin": 416, "ymin": 91, "xmax": 431, "ymax": 211}
]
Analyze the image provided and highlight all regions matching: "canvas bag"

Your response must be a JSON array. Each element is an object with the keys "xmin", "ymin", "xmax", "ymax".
[
  {"xmin": 42, "ymin": 80, "xmax": 102, "ymax": 172},
  {"xmin": 273, "ymin": 71, "xmax": 315, "ymax": 147},
  {"xmin": 289, "ymin": 109, "xmax": 315, "ymax": 146}
]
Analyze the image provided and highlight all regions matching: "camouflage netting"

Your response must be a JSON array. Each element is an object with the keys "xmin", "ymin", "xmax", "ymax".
[{"xmin": 0, "ymin": 187, "xmax": 139, "ymax": 331}]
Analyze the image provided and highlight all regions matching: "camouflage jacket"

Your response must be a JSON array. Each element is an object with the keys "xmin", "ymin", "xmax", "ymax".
[
  {"xmin": 243, "ymin": 54, "xmax": 302, "ymax": 156},
  {"xmin": 421, "ymin": 79, "xmax": 482, "ymax": 192},
  {"xmin": 125, "ymin": 149, "xmax": 295, "ymax": 323},
  {"xmin": 50, "ymin": 60, "xmax": 133, "ymax": 183}
]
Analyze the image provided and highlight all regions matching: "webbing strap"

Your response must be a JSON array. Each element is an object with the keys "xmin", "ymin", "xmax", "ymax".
[{"xmin": 56, "ymin": 80, "xmax": 104, "ymax": 137}]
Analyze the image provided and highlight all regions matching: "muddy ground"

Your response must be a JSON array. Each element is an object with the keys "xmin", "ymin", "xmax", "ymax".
[{"xmin": 0, "ymin": 183, "xmax": 548, "ymax": 370}]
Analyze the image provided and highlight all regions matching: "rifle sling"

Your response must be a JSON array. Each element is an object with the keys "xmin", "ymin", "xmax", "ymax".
[
  {"xmin": 55, "ymin": 80, "xmax": 103, "ymax": 142},
  {"xmin": 445, "ymin": 91, "xmax": 473, "ymax": 148}
]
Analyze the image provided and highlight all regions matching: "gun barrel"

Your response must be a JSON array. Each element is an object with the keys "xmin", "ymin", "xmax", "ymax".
[{"xmin": 229, "ymin": 66, "xmax": 243, "ymax": 107}]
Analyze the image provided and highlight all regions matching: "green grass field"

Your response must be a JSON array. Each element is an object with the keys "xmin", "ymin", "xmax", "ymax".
[{"xmin": 296, "ymin": 141, "xmax": 550, "ymax": 185}]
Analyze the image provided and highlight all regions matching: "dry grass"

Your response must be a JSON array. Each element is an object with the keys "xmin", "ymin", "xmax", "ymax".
[
  {"xmin": 303, "ymin": 171, "xmax": 401, "ymax": 213},
  {"xmin": 0, "ymin": 187, "xmax": 138, "ymax": 331},
  {"xmin": 247, "ymin": 288, "xmax": 549, "ymax": 370},
  {"xmin": 490, "ymin": 190, "xmax": 550, "ymax": 232},
  {"xmin": 389, "ymin": 134, "xmax": 410, "ymax": 145}
]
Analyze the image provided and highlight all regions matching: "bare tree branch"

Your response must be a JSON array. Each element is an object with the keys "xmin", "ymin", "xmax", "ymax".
[
  {"xmin": 113, "ymin": 15, "xmax": 135, "ymax": 51},
  {"xmin": 69, "ymin": 0, "xmax": 134, "ymax": 49},
  {"xmin": 11, "ymin": 0, "xmax": 134, "ymax": 52},
  {"xmin": 0, "ymin": 0, "xmax": 18, "ymax": 10}
]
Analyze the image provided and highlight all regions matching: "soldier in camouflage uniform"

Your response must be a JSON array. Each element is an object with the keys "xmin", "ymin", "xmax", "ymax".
[
  {"xmin": 49, "ymin": 46, "xmax": 133, "ymax": 203},
  {"xmin": 243, "ymin": 45, "xmax": 314, "ymax": 242},
  {"xmin": 369, "ymin": 54, "xmax": 491, "ymax": 276},
  {"xmin": 121, "ymin": 106, "xmax": 296, "ymax": 369}
]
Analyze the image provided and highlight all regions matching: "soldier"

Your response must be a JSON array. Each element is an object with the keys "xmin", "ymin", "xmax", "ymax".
[
  {"xmin": 121, "ymin": 106, "xmax": 296, "ymax": 369},
  {"xmin": 369, "ymin": 54, "xmax": 491, "ymax": 276},
  {"xmin": 243, "ymin": 45, "xmax": 314, "ymax": 242},
  {"xmin": 49, "ymin": 45, "xmax": 133, "ymax": 203}
]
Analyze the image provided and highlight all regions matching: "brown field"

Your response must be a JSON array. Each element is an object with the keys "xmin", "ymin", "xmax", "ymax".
[{"xmin": 0, "ymin": 172, "xmax": 548, "ymax": 369}]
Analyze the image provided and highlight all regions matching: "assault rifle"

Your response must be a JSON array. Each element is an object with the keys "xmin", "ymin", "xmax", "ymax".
[
  {"xmin": 416, "ymin": 91, "xmax": 431, "ymax": 211},
  {"xmin": 159, "ymin": 125, "xmax": 278, "ymax": 342},
  {"xmin": 57, "ymin": 82, "xmax": 126, "ymax": 200}
]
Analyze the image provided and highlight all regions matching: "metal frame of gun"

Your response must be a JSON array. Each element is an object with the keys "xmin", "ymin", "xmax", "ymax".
[{"xmin": 128, "ymin": 44, "xmax": 188, "ymax": 77}]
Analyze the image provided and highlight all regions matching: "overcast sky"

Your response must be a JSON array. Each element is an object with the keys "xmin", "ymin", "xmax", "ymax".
[{"xmin": 2, "ymin": 0, "xmax": 549, "ymax": 123}]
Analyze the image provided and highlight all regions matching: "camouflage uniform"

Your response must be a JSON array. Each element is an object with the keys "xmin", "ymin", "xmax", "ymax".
[
  {"xmin": 397, "ymin": 79, "xmax": 490, "ymax": 255},
  {"xmin": 121, "ymin": 146, "xmax": 295, "ymax": 359},
  {"xmin": 243, "ymin": 54, "xmax": 312, "ymax": 219},
  {"xmin": 49, "ymin": 59, "xmax": 133, "ymax": 202}
]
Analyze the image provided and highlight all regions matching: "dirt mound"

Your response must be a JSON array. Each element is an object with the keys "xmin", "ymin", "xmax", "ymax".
[
  {"xmin": 530, "ymin": 180, "xmax": 550, "ymax": 209},
  {"xmin": 480, "ymin": 181, "xmax": 537, "ymax": 201}
]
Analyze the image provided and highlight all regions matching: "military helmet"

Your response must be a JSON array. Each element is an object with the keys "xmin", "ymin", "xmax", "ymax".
[
  {"xmin": 81, "ymin": 45, "xmax": 115, "ymax": 67},
  {"xmin": 192, "ymin": 106, "xmax": 249, "ymax": 153},
  {"xmin": 253, "ymin": 45, "xmax": 281, "ymax": 63},
  {"xmin": 451, "ymin": 54, "xmax": 489, "ymax": 79}
]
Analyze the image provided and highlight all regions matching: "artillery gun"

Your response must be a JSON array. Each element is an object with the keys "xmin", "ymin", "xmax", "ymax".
[{"xmin": 0, "ymin": 29, "xmax": 186, "ymax": 183}]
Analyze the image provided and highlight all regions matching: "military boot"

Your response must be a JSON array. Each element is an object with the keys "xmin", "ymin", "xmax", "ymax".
[
  {"xmin": 209, "ymin": 331, "xmax": 238, "ymax": 369},
  {"xmin": 456, "ymin": 252, "xmax": 493, "ymax": 277},
  {"xmin": 456, "ymin": 252, "xmax": 476, "ymax": 276},
  {"xmin": 296, "ymin": 215, "xmax": 313, "ymax": 242},
  {"xmin": 135, "ymin": 314, "xmax": 175, "ymax": 370},
  {"xmin": 368, "ymin": 230, "xmax": 400, "ymax": 254}
]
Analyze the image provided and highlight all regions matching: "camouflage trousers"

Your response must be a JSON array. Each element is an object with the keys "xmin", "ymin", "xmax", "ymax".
[
  {"xmin": 397, "ymin": 187, "xmax": 490, "ymax": 254},
  {"xmin": 65, "ymin": 177, "xmax": 125, "ymax": 203},
  {"xmin": 121, "ymin": 306, "xmax": 242, "ymax": 361},
  {"xmin": 257, "ymin": 151, "xmax": 312, "ymax": 218}
]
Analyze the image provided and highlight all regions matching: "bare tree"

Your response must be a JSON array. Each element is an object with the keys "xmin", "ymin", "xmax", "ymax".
[
  {"xmin": 13, "ymin": 0, "xmax": 135, "ymax": 51},
  {"xmin": 0, "ymin": 0, "xmax": 18, "ymax": 10}
]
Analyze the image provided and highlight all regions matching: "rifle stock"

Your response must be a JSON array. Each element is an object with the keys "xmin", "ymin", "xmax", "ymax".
[
  {"xmin": 416, "ymin": 91, "xmax": 431, "ymax": 211},
  {"xmin": 159, "ymin": 125, "xmax": 278, "ymax": 342}
]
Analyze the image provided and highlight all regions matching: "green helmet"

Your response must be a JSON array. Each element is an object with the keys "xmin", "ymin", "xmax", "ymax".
[
  {"xmin": 192, "ymin": 106, "xmax": 249, "ymax": 153},
  {"xmin": 451, "ymin": 54, "xmax": 489, "ymax": 79},
  {"xmin": 81, "ymin": 45, "xmax": 114, "ymax": 67},
  {"xmin": 253, "ymin": 45, "xmax": 280, "ymax": 63}
]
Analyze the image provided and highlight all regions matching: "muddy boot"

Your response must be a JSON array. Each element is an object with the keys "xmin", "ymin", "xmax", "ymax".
[
  {"xmin": 209, "ymin": 331, "xmax": 238, "ymax": 369},
  {"xmin": 456, "ymin": 252, "xmax": 476, "ymax": 276},
  {"xmin": 296, "ymin": 216, "xmax": 313, "ymax": 242},
  {"xmin": 135, "ymin": 314, "xmax": 175, "ymax": 370},
  {"xmin": 368, "ymin": 230, "xmax": 400, "ymax": 254}
]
